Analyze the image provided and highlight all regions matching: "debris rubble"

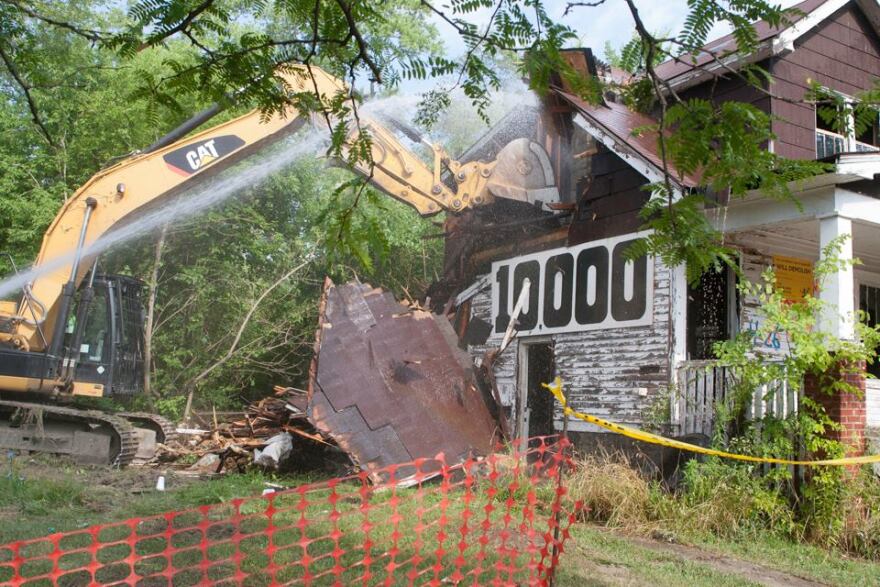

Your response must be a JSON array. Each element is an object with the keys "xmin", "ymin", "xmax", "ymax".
[
  {"xmin": 149, "ymin": 280, "xmax": 503, "ymax": 481},
  {"xmin": 150, "ymin": 386, "xmax": 332, "ymax": 474},
  {"xmin": 253, "ymin": 433, "xmax": 293, "ymax": 469}
]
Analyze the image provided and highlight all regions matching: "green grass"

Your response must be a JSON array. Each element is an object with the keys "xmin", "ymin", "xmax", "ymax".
[
  {"xmin": 556, "ymin": 526, "xmax": 760, "ymax": 587},
  {"xmin": 0, "ymin": 462, "xmax": 317, "ymax": 543},
  {"xmin": 0, "ymin": 460, "xmax": 560, "ymax": 585},
  {"xmin": 2, "ymin": 457, "xmax": 878, "ymax": 586},
  {"xmin": 555, "ymin": 524, "xmax": 880, "ymax": 587},
  {"xmin": 681, "ymin": 530, "xmax": 880, "ymax": 587}
]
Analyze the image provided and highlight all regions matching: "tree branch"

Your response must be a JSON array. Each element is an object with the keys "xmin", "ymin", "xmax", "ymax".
[
  {"xmin": 450, "ymin": 0, "xmax": 504, "ymax": 91},
  {"xmin": 187, "ymin": 258, "xmax": 311, "ymax": 388},
  {"xmin": 419, "ymin": 1, "xmax": 467, "ymax": 35},
  {"xmin": 564, "ymin": 0, "xmax": 606, "ymax": 17},
  {"xmin": 334, "ymin": 0, "xmax": 382, "ymax": 83},
  {"xmin": 0, "ymin": 0, "xmax": 109, "ymax": 42},
  {"xmin": 622, "ymin": 0, "xmax": 676, "ymax": 198},
  {"xmin": 138, "ymin": 0, "xmax": 216, "ymax": 51},
  {"xmin": 0, "ymin": 42, "xmax": 56, "ymax": 148}
]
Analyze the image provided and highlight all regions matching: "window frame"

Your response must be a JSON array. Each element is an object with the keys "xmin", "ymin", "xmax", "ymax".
[{"xmin": 814, "ymin": 89, "xmax": 880, "ymax": 157}]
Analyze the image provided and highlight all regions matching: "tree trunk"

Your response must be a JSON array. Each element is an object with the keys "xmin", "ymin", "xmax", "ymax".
[{"xmin": 143, "ymin": 224, "xmax": 168, "ymax": 397}]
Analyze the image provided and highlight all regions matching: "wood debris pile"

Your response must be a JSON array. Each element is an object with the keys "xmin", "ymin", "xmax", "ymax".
[{"xmin": 150, "ymin": 386, "xmax": 334, "ymax": 474}]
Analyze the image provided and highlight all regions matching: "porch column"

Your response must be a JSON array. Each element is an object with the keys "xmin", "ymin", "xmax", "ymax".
[
  {"xmin": 818, "ymin": 214, "xmax": 854, "ymax": 340},
  {"xmin": 814, "ymin": 214, "xmax": 866, "ymax": 460}
]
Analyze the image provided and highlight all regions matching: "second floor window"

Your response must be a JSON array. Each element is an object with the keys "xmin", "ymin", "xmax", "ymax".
[{"xmin": 815, "ymin": 100, "xmax": 880, "ymax": 159}]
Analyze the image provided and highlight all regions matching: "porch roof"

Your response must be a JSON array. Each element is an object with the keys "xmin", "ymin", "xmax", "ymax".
[{"xmin": 719, "ymin": 152, "xmax": 880, "ymax": 234}]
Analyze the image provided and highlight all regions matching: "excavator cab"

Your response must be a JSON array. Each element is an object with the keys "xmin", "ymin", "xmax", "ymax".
[
  {"xmin": 64, "ymin": 274, "xmax": 145, "ymax": 397},
  {"xmin": 0, "ymin": 273, "xmax": 155, "ymax": 466}
]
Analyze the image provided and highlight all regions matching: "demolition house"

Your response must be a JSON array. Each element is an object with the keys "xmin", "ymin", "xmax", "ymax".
[{"xmin": 440, "ymin": 0, "xmax": 880, "ymax": 456}]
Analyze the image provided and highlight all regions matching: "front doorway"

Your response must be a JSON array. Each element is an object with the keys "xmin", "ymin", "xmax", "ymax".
[
  {"xmin": 517, "ymin": 340, "xmax": 556, "ymax": 440},
  {"xmin": 687, "ymin": 265, "xmax": 739, "ymax": 360}
]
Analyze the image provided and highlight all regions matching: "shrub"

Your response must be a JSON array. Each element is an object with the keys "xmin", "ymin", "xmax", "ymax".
[
  {"xmin": 677, "ymin": 458, "xmax": 795, "ymax": 539},
  {"xmin": 562, "ymin": 451, "xmax": 880, "ymax": 561}
]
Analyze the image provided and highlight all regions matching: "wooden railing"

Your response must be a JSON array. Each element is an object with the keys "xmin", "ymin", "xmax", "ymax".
[{"xmin": 673, "ymin": 361, "xmax": 799, "ymax": 437}]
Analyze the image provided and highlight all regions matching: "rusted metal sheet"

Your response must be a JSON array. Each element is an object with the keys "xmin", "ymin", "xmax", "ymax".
[{"xmin": 307, "ymin": 278, "xmax": 501, "ymax": 482}]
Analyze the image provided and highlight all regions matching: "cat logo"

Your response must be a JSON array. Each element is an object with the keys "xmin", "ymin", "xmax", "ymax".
[
  {"xmin": 186, "ymin": 139, "xmax": 219, "ymax": 170},
  {"xmin": 163, "ymin": 135, "xmax": 246, "ymax": 176}
]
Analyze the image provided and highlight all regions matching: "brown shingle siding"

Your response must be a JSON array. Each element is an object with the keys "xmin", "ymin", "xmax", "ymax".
[
  {"xmin": 815, "ymin": 21, "xmax": 880, "ymax": 52},
  {"xmin": 679, "ymin": 70, "xmax": 769, "ymax": 108},
  {"xmin": 774, "ymin": 121, "xmax": 816, "ymax": 145},
  {"xmin": 568, "ymin": 145, "xmax": 649, "ymax": 245},
  {"xmin": 769, "ymin": 4, "xmax": 880, "ymax": 159},
  {"xmin": 833, "ymin": 4, "xmax": 866, "ymax": 30},
  {"xmin": 801, "ymin": 31, "xmax": 880, "ymax": 70},
  {"xmin": 775, "ymin": 102, "xmax": 815, "ymax": 131},
  {"xmin": 786, "ymin": 45, "xmax": 880, "ymax": 89},
  {"xmin": 775, "ymin": 141, "xmax": 817, "ymax": 159}
]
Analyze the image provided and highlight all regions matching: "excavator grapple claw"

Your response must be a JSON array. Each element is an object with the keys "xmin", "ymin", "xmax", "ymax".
[{"xmin": 486, "ymin": 137, "xmax": 561, "ymax": 210}]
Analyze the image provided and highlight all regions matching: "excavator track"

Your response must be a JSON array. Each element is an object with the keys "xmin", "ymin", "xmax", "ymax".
[
  {"xmin": 118, "ymin": 411, "xmax": 178, "ymax": 445},
  {"xmin": 0, "ymin": 400, "xmax": 138, "ymax": 467},
  {"xmin": 118, "ymin": 412, "xmax": 178, "ymax": 463}
]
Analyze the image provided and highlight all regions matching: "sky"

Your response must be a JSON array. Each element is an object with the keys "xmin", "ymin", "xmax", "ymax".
[
  {"xmin": 428, "ymin": 0, "xmax": 804, "ymax": 61},
  {"xmin": 392, "ymin": 0, "xmax": 805, "ymax": 131}
]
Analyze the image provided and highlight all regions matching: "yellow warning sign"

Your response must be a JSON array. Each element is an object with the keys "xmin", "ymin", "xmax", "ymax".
[
  {"xmin": 543, "ymin": 378, "xmax": 880, "ymax": 467},
  {"xmin": 773, "ymin": 255, "xmax": 814, "ymax": 303}
]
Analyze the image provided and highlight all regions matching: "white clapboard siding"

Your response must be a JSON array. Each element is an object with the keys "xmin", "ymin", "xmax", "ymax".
[
  {"xmin": 466, "ymin": 258, "xmax": 672, "ymax": 430},
  {"xmin": 867, "ymin": 379, "xmax": 880, "ymax": 428}
]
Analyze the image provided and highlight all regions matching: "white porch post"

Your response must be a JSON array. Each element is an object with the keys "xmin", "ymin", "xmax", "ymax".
[
  {"xmin": 668, "ymin": 263, "xmax": 688, "ymax": 431},
  {"xmin": 818, "ymin": 214, "xmax": 855, "ymax": 340}
]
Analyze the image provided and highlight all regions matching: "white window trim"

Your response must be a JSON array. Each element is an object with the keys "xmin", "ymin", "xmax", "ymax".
[
  {"xmin": 815, "ymin": 90, "xmax": 880, "ymax": 156},
  {"xmin": 856, "ymin": 269, "xmax": 880, "ymax": 290},
  {"xmin": 858, "ymin": 274, "xmax": 880, "ymax": 425}
]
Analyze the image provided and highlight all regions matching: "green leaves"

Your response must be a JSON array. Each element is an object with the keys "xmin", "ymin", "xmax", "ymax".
[
  {"xmin": 807, "ymin": 81, "xmax": 880, "ymax": 150},
  {"xmin": 711, "ymin": 236, "xmax": 880, "ymax": 537},
  {"xmin": 605, "ymin": 35, "xmax": 666, "ymax": 75},
  {"xmin": 631, "ymin": 190, "xmax": 735, "ymax": 285},
  {"xmin": 678, "ymin": 0, "xmax": 793, "ymax": 56}
]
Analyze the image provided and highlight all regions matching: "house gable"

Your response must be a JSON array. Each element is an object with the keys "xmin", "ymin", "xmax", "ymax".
[
  {"xmin": 567, "ymin": 143, "xmax": 650, "ymax": 246},
  {"xmin": 771, "ymin": 2, "xmax": 880, "ymax": 158}
]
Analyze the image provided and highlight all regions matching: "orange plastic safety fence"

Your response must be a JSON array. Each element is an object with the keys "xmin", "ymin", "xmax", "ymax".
[{"xmin": 0, "ymin": 436, "xmax": 580, "ymax": 586}]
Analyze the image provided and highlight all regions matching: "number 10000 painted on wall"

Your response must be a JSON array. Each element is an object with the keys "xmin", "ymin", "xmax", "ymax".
[{"xmin": 491, "ymin": 232, "xmax": 654, "ymax": 337}]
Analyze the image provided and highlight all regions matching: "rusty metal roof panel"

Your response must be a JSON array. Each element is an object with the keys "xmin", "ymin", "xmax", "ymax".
[
  {"xmin": 555, "ymin": 90, "xmax": 702, "ymax": 189},
  {"xmin": 307, "ymin": 278, "xmax": 500, "ymax": 482}
]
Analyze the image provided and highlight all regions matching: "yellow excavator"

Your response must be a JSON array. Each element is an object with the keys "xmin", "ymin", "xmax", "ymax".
[{"xmin": 0, "ymin": 66, "xmax": 560, "ymax": 466}]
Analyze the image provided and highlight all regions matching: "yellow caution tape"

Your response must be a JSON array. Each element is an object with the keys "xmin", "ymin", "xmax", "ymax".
[{"xmin": 542, "ymin": 377, "xmax": 880, "ymax": 467}]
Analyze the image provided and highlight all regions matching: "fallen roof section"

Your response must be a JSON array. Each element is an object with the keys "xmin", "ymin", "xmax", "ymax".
[{"xmin": 307, "ymin": 278, "xmax": 501, "ymax": 483}]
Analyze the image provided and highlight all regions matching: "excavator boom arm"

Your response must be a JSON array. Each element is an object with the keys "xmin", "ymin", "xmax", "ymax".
[{"xmin": 2, "ymin": 65, "xmax": 558, "ymax": 353}]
